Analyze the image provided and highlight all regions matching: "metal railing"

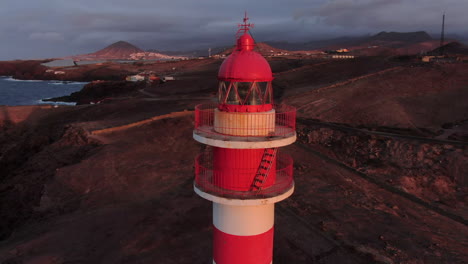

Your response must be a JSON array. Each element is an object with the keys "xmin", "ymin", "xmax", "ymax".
[
  {"xmin": 195, "ymin": 150, "xmax": 294, "ymax": 199},
  {"xmin": 194, "ymin": 103, "xmax": 296, "ymax": 139}
]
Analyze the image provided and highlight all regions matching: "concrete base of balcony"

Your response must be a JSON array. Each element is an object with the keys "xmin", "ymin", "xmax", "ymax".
[
  {"xmin": 194, "ymin": 182, "xmax": 294, "ymax": 206},
  {"xmin": 193, "ymin": 130, "xmax": 296, "ymax": 149}
]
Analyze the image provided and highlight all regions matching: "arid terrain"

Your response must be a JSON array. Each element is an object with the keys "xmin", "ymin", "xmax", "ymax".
[{"xmin": 0, "ymin": 43, "xmax": 467, "ymax": 264}]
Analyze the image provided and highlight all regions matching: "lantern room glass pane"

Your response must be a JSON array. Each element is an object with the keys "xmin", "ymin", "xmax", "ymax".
[
  {"xmin": 246, "ymin": 82, "xmax": 261, "ymax": 105},
  {"xmin": 256, "ymin": 82, "xmax": 271, "ymax": 104},
  {"xmin": 236, "ymin": 82, "xmax": 251, "ymax": 100},
  {"xmin": 226, "ymin": 82, "xmax": 240, "ymax": 104},
  {"xmin": 219, "ymin": 81, "xmax": 272, "ymax": 105},
  {"xmin": 218, "ymin": 81, "xmax": 228, "ymax": 103},
  {"xmin": 236, "ymin": 82, "xmax": 262, "ymax": 105},
  {"xmin": 264, "ymin": 82, "xmax": 273, "ymax": 104}
]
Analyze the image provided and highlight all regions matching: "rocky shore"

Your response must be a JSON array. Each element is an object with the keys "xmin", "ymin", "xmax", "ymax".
[{"xmin": 44, "ymin": 81, "xmax": 147, "ymax": 105}]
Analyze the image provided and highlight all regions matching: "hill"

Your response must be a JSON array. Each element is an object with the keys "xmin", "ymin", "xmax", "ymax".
[
  {"xmin": 93, "ymin": 41, "xmax": 143, "ymax": 58},
  {"xmin": 430, "ymin": 41, "xmax": 468, "ymax": 55},
  {"xmin": 267, "ymin": 31, "xmax": 434, "ymax": 52},
  {"xmin": 369, "ymin": 31, "xmax": 432, "ymax": 44},
  {"xmin": 149, "ymin": 46, "xmax": 231, "ymax": 58},
  {"xmin": 0, "ymin": 56, "xmax": 467, "ymax": 264},
  {"xmin": 70, "ymin": 41, "xmax": 185, "ymax": 60}
]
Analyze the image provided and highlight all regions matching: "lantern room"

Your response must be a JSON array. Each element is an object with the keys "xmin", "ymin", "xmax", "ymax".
[{"xmin": 217, "ymin": 21, "xmax": 273, "ymax": 113}]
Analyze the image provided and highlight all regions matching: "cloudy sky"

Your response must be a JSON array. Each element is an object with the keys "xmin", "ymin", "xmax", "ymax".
[{"xmin": 0, "ymin": 0, "xmax": 466, "ymax": 60}]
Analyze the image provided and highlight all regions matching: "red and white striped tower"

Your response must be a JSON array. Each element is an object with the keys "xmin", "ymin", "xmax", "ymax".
[{"xmin": 194, "ymin": 14, "xmax": 296, "ymax": 264}]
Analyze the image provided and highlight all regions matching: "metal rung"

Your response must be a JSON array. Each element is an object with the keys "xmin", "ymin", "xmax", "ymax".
[{"xmin": 249, "ymin": 148, "xmax": 278, "ymax": 191}]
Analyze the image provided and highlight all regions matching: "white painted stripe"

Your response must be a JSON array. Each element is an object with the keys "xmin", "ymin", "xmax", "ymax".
[
  {"xmin": 213, "ymin": 203, "xmax": 274, "ymax": 236},
  {"xmin": 193, "ymin": 131, "xmax": 296, "ymax": 149},
  {"xmin": 194, "ymin": 183, "xmax": 294, "ymax": 206},
  {"xmin": 213, "ymin": 109, "xmax": 276, "ymax": 136}
]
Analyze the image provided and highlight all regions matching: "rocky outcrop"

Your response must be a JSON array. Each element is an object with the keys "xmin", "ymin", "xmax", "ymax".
[
  {"xmin": 298, "ymin": 123, "xmax": 468, "ymax": 205},
  {"xmin": 0, "ymin": 123, "xmax": 100, "ymax": 239},
  {"xmin": 0, "ymin": 60, "xmax": 49, "ymax": 80},
  {"xmin": 45, "ymin": 81, "xmax": 147, "ymax": 104}
]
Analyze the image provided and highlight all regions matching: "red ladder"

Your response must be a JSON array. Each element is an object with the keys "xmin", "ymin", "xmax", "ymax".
[{"xmin": 250, "ymin": 148, "xmax": 277, "ymax": 191}]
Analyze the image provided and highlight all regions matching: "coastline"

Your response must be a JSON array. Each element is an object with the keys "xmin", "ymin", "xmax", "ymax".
[
  {"xmin": 1, "ymin": 75, "xmax": 88, "ymax": 84},
  {"xmin": 37, "ymin": 99, "xmax": 77, "ymax": 106},
  {"xmin": 0, "ymin": 76, "xmax": 86, "ymax": 106}
]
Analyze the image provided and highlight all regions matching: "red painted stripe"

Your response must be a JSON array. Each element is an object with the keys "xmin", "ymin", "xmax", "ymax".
[
  {"xmin": 213, "ymin": 225, "xmax": 273, "ymax": 264},
  {"xmin": 213, "ymin": 148, "xmax": 276, "ymax": 191}
]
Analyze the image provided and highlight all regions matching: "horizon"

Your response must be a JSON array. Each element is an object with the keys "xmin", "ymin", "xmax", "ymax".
[{"xmin": 1, "ymin": 0, "xmax": 468, "ymax": 60}]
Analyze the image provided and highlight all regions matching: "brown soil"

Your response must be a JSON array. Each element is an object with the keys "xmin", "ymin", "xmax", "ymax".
[
  {"xmin": 0, "ymin": 56, "xmax": 467, "ymax": 263},
  {"xmin": 284, "ymin": 63, "xmax": 468, "ymax": 130}
]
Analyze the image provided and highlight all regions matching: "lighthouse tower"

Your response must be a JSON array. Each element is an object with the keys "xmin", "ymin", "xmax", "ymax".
[{"xmin": 194, "ymin": 14, "xmax": 296, "ymax": 264}]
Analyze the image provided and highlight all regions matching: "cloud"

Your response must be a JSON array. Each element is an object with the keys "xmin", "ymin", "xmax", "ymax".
[
  {"xmin": 29, "ymin": 32, "xmax": 65, "ymax": 41},
  {"xmin": 0, "ymin": 0, "xmax": 467, "ymax": 60},
  {"xmin": 293, "ymin": 0, "xmax": 468, "ymax": 34}
]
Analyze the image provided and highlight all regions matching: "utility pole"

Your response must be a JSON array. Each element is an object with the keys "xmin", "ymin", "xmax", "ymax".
[{"xmin": 440, "ymin": 12, "xmax": 445, "ymax": 56}]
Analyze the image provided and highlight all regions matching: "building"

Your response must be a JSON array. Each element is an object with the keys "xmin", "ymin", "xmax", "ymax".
[
  {"xmin": 193, "ymin": 15, "xmax": 296, "ymax": 264},
  {"xmin": 421, "ymin": 55, "xmax": 459, "ymax": 63},
  {"xmin": 422, "ymin": 55, "xmax": 436, "ymax": 62},
  {"xmin": 125, "ymin": 74, "xmax": 145, "ymax": 82},
  {"xmin": 162, "ymin": 76, "xmax": 175, "ymax": 82},
  {"xmin": 331, "ymin": 54, "xmax": 355, "ymax": 59},
  {"xmin": 126, "ymin": 72, "xmax": 160, "ymax": 82}
]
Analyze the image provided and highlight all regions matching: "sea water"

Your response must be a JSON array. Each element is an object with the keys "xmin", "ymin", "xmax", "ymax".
[{"xmin": 0, "ymin": 76, "xmax": 87, "ymax": 106}]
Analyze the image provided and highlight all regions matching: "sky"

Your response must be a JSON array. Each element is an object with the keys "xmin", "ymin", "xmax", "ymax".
[{"xmin": 1, "ymin": 0, "xmax": 466, "ymax": 60}]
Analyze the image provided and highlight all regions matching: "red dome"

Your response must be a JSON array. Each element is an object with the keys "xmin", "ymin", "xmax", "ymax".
[{"xmin": 218, "ymin": 33, "xmax": 273, "ymax": 82}]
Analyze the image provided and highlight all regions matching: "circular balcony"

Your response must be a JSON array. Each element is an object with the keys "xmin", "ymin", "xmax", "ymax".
[
  {"xmin": 194, "ymin": 150, "xmax": 294, "ymax": 200},
  {"xmin": 193, "ymin": 103, "xmax": 296, "ymax": 149}
]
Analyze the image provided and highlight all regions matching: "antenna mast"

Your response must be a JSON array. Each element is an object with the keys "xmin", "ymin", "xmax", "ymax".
[{"xmin": 440, "ymin": 12, "xmax": 445, "ymax": 56}]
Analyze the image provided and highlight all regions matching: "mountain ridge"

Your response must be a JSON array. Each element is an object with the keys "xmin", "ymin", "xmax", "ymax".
[{"xmin": 68, "ymin": 40, "xmax": 185, "ymax": 60}]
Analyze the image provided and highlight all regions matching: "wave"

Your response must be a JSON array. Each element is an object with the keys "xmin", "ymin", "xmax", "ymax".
[
  {"xmin": 48, "ymin": 81, "xmax": 88, "ymax": 85},
  {"xmin": 2, "ymin": 77, "xmax": 49, "ymax": 82},
  {"xmin": 2, "ymin": 77, "xmax": 88, "ymax": 84},
  {"xmin": 37, "ymin": 99, "xmax": 77, "ymax": 106}
]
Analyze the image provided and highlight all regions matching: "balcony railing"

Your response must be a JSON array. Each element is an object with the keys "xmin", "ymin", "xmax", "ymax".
[
  {"xmin": 195, "ymin": 150, "xmax": 294, "ymax": 199},
  {"xmin": 194, "ymin": 103, "xmax": 296, "ymax": 140}
]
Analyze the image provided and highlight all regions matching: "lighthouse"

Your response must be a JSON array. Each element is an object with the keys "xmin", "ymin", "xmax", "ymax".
[{"xmin": 193, "ymin": 14, "xmax": 296, "ymax": 264}]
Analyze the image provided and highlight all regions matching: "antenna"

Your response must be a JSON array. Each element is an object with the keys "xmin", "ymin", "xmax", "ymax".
[
  {"xmin": 440, "ymin": 12, "xmax": 445, "ymax": 56},
  {"xmin": 236, "ymin": 11, "xmax": 254, "ymax": 39}
]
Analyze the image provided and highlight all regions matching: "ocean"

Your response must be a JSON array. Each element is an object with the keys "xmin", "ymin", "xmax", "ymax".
[{"xmin": 0, "ymin": 76, "xmax": 87, "ymax": 106}]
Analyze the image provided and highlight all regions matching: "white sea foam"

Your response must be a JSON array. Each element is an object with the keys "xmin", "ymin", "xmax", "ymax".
[
  {"xmin": 37, "ymin": 99, "xmax": 77, "ymax": 106},
  {"xmin": 2, "ymin": 77, "xmax": 87, "ymax": 85},
  {"xmin": 3, "ymin": 77, "xmax": 48, "ymax": 82},
  {"xmin": 48, "ymin": 81, "xmax": 88, "ymax": 85}
]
